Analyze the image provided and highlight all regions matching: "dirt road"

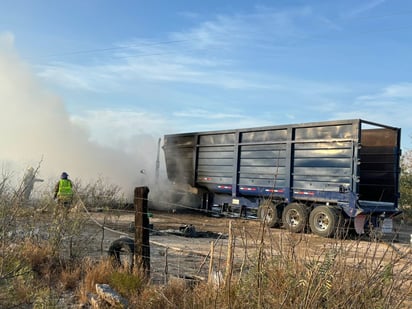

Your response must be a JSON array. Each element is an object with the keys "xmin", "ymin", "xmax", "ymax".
[{"xmin": 82, "ymin": 209, "xmax": 411, "ymax": 286}]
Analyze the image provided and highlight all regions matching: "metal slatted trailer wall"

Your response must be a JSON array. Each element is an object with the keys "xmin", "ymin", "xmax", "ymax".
[
  {"xmin": 292, "ymin": 123, "xmax": 356, "ymax": 203},
  {"xmin": 162, "ymin": 119, "xmax": 401, "ymax": 238},
  {"xmin": 238, "ymin": 129, "xmax": 288, "ymax": 196},
  {"xmin": 163, "ymin": 134, "xmax": 196, "ymax": 185},
  {"xmin": 358, "ymin": 122, "xmax": 401, "ymax": 204},
  {"xmin": 197, "ymin": 133, "xmax": 236, "ymax": 192}
]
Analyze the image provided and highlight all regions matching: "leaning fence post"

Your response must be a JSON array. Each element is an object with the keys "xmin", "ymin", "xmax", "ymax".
[
  {"xmin": 208, "ymin": 240, "xmax": 215, "ymax": 284},
  {"xmin": 164, "ymin": 247, "xmax": 169, "ymax": 285},
  {"xmin": 134, "ymin": 186, "xmax": 150, "ymax": 278},
  {"xmin": 224, "ymin": 220, "xmax": 234, "ymax": 287}
]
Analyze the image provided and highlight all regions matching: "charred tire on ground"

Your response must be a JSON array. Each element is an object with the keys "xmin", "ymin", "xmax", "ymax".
[
  {"xmin": 257, "ymin": 200, "xmax": 282, "ymax": 228},
  {"xmin": 108, "ymin": 237, "xmax": 135, "ymax": 270},
  {"xmin": 282, "ymin": 203, "xmax": 308, "ymax": 233},
  {"xmin": 309, "ymin": 206, "xmax": 340, "ymax": 238}
]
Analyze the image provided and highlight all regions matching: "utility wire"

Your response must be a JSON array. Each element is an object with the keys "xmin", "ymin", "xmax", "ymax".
[
  {"xmin": 25, "ymin": 10, "xmax": 412, "ymax": 63},
  {"xmin": 31, "ymin": 39, "xmax": 189, "ymax": 59}
]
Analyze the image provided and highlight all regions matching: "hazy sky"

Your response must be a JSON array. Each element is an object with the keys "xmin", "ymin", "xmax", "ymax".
[{"xmin": 1, "ymin": 0, "xmax": 411, "ymax": 194}]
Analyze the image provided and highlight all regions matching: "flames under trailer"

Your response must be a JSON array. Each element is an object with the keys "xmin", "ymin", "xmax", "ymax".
[{"xmin": 162, "ymin": 119, "xmax": 402, "ymax": 238}]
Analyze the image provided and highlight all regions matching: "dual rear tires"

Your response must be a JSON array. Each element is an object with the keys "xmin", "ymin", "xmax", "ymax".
[
  {"xmin": 308, "ymin": 206, "xmax": 341, "ymax": 238},
  {"xmin": 257, "ymin": 200, "xmax": 283, "ymax": 228},
  {"xmin": 282, "ymin": 203, "xmax": 308, "ymax": 233},
  {"xmin": 259, "ymin": 201, "xmax": 342, "ymax": 238}
]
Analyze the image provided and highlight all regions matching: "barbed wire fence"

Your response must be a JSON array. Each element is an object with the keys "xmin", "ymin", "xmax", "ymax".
[
  {"xmin": 71, "ymin": 187, "xmax": 246, "ymax": 286},
  {"xmin": 4, "ymin": 184, "xmax": 412, "ymax": 288},
  {"xmin": 48, "ymin": 186, "xmax": 411, "ymax": 288}
]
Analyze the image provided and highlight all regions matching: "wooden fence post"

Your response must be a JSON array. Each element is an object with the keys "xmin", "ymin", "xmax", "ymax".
[
  {"xmin": 134, "ymin": 186, "xmax": 150, "ymax": 278},
  {"xmin": 208, "ymin": 240, "xmax": 215, "ymax": 285},
  {"xmin": 224, "ymin": 220, "xmax": 234, "ymax": 287},
  {"xmin": 224, "ymin": 220, "xmax": 234, "ymax": 308}
]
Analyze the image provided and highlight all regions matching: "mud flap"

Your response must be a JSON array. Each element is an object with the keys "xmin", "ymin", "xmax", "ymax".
[
  {"xmin": 354, "ymin": 215, "xmax": 366, "ymax": 234},
  {"xmin": 381, "ymin": 218, "xmax": 393, "ymax": 234}
]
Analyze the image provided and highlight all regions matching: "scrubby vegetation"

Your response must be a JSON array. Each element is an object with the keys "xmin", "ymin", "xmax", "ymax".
[
  {"xmin": 400, "ymin": 149, "xmax": 412, "ymax": 223},
  {"xmin": 0, "ymin": 169, "xmax": 411, "ymax": 308},
  {"xmin": 5, "ymin": 236, "xmax": 410, "ymax": 308}
]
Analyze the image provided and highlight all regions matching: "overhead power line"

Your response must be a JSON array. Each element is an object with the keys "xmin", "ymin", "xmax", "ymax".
[
  {"xmin": 27, "ymin": 8, "xmax": 412, "ymax": 63},
  {"xmin": 37, "ymin": 39, "xmax": 189, "ymax": 59}
]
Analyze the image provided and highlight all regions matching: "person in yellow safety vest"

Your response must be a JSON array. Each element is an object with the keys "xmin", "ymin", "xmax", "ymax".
[{"xmin": 54, "ymin": 172, "xmax": 73, "ymax": 207}]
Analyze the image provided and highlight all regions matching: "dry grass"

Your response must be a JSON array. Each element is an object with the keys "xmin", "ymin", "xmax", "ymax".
[
  {"xmin": 112, "ymin": 224, "xmax": 411, "ymax": 309},
  {"xmin": 1, "ymin": 172, "xmax": 411, "ymax": 308},
  {"xmin": 1, "ymin": 210, "xmax": 410, "ymax": 308},
  {"xmin": 77, "ymin": 258, "xmax": 113, "ymax": 303}
]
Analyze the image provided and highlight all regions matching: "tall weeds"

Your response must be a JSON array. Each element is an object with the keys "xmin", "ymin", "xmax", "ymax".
[
  {"xmin": 0, "ymin": 170, "xmax": 411, "ymax": 308},
  {"xmin": 222, "ymin": 221, "xmax": 412, "ymax": 309}
]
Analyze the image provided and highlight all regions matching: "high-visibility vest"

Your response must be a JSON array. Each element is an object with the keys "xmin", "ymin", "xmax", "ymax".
[{"xmin": 57, "ymin": 179, "xmax": 73, "ymax": 200}]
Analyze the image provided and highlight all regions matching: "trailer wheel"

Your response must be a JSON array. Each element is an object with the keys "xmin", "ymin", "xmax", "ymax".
[
  {"xmin": 257, "ymin": 200, "xmax": 281, "ymax": 228},
  {"xmin": 282, "ymin": 203, "xmax": 308, "ymax": 233},
  {"xmin": 108, "ymin": 237, "xmax": 135, "ymax": 270},
  {"xmin": 309, "ymin": 206, "xmax": 340, "ymax": 238}
]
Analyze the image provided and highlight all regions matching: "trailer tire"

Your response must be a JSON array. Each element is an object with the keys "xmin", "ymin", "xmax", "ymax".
[
  {"xmin": 282, "ymin": 203, "xmax": 308, "ymax": 233},
  {"xmin": 309, "ymin": 206, "xmax": 340, "ymax": 238},
  {"xmin": 108, "ymin": 237, "xmax": 135, "ymax": 270},
  {"xmin": 258, "ymin": 200, "xmax": 282, "ymax": 228}
]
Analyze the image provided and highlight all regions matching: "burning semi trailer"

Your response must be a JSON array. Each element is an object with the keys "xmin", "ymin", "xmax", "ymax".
[
  {"xmin": 160, "ymin": 119, "xmax": 402, "ymax": 238},
  {"xmin": 147, "ymin": 138, "xmax": 202, "ymax": 213}
]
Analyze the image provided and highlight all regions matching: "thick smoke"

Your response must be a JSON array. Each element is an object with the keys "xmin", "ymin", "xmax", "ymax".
[{"xmin": 0, "ymin": 33, "xmax": 159, "ymax": 199}]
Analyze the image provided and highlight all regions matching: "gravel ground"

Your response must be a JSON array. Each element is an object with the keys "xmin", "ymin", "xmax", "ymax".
[{"xmin": 20, "ymin": 207, "xmax": 411, "ymax": 308}]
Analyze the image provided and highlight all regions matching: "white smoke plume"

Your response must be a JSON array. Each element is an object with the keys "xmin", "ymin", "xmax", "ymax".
[{"xmin": 0, "ymin": 32, "xmax": 159, "ymax": 199}]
